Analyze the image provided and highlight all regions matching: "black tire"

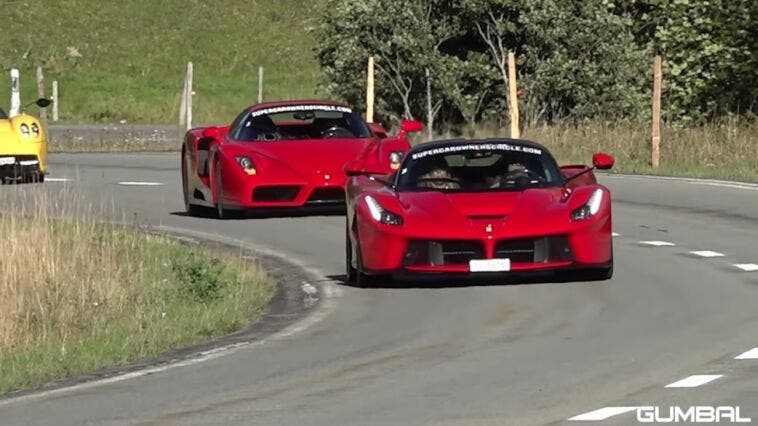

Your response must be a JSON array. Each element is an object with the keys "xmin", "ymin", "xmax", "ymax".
[
  {"xmin": 182, "ymin": 152, "xmax": 205, "ymax": 217},
  {"xmin": 345, "ymin": 224, "xmax": 358, "ymax": 285},
  {"xmin": 215, "ymin": 160, "xmax": 229, "ymax": 219},
  {"xmin": 36, "ymin": 173, "xmax": 45, "ymax": 183},
  {"xmin": 577, "ymin": 259, "xmax": 614, "ymax": 282}
]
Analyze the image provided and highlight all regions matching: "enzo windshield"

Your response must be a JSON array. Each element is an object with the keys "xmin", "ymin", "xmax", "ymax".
[
  {"xmin": 232, "ymin": 105, "xmax": 371, "ymax": 141},
  {"xmin": 396, "ymin": 143, "xmax": 563, "ymax": 192}
]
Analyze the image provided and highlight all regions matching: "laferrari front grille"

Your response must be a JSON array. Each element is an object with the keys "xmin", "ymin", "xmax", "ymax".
[
  {"xmin": 252, "ymin": 185, "xmax": 301, "ymax": 202},
  {"xmin": 495, "ymin": 236, "xmax": 573, "ymax": 263},
  {"xmin": 404, "ymin": 240, "xmax": 484, "ymax": 266}
]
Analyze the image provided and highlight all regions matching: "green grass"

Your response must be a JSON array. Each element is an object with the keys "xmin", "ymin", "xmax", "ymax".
[
  {"xmin": 0, "ymin": 0, "xmax": 323, "ymax": 124},
  {"xmin": 0, "ymin": 216, "xmax": 274, "ymax": 394}
]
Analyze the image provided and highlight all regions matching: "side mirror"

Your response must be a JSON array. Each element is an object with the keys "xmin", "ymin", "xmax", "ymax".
[
  {"xmin": 592, "ymin": 153, "xmax": 614, "ymax": 170},
  {"xmin": 35, "ymin": 98, "xmax": 52, "ymax": 108},
  {"xmin": 201, "ymin": 126, "xmax": 220, "ymax": 139},
  {"xmin": 400, "ymin": 120, "xmax": 423, "ymax": 134},
  {"xmin": 368, "ymin": 122, "xmax": 388, "ymax": 139}
]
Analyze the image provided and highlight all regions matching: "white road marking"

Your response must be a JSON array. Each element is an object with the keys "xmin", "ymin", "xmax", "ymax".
[
  {"xmin": 117, "ymin": 181, "xmax": 164, "ymax": 186},
  {"xmin": 604, "ymin": 174, "xmax": 758, "ymax": 192},
  {"xmin": 734, "ymin": 264, "xmax": 758, "ymax": 272},
  {"xmin": 735, "ymin": 348, "xmax": 758, "ymax": 359},
  {"xmin": 639, "ymin": 240, "xmax": 676, "ymax": 247},
  {"xmin": 45, "ymin": 177, "xmax": 72, "ymax": 182},
  {"xmin": 569, "ymin": 407, "xmax": 638, "ymax": 421},
  {"xmin": 612, "ymin": 232, "xmax": 621, "ymax": 237},
  {"xmin": 665, "ymin": 374, "xmax": 722, "ymax": 388},
  {"xmin": 689, "ymin": 250, "xmax": 725, "ymax": 258}
]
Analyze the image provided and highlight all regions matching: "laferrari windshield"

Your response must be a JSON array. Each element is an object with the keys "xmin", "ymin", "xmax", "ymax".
[
  {"xmin": 230, "ymin": 105, "xmax": 371, "ymax": 141},
  {"xmin": 395, "ymin": 142, "xmax": 563, "ymax": 192}
]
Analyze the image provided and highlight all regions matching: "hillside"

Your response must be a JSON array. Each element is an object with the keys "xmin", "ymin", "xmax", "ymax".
[{"xmin": 0, "ymin": 0, "xmax": 323, "ymax": 124}]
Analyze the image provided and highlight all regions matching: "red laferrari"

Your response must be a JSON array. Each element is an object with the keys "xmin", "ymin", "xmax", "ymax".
[
  {"xmin": 181, "ymin": 100, "xmax": 421, "ymax": 217},
  {"xmin": 345, "ymin": 138, "xmax": 615, "ymax": 286}
]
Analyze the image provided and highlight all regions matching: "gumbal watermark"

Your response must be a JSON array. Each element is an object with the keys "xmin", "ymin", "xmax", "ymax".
[{"xmin": 637, "ymin": 406, "xmax": 752, "ymax": 423}]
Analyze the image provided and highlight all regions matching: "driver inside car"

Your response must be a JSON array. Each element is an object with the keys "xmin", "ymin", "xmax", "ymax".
[
  {"xmin": 416, "ymin": 157, "xmax": 460, "ymax": 190},
  {"xmin": 486, "ymin": 162, "xmax": 533, "ymax": 188}
]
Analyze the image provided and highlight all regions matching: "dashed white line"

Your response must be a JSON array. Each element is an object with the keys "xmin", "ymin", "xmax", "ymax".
[
  {"xmin": 612, "ymin": 232, "xmax": 621, "ymax": 237},
  {"xmin": 665, "ymin": 374, "xmax": 722, "ymax": 388},
  {"xmin": 569, "ymin": 407, "xmax": 638, "ymax": 421},
  {"xmin": 733, "ymin": 264, "xmax": 758, "ymax": 272},
  {"xmin": 689, "ymin": 250, "xmax": 725, "ymax": 258},
  {"xmin": 45, "ymin": 177, "xmax": 72, "ymax": 182},
  {"xmin": 117, "ymin": 181, "xmax": 164, "ymax": 186},
  {"xmin": 639, "ymin": 240, "xmax": 676, "ymax": 247},
  {"xmin": 735, "ymin": 348, "xmax": 758, "ymax": 359}
]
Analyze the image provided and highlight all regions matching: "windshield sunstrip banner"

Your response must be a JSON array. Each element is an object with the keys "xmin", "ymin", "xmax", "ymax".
[
  {"xmin": 411, "ymin": 143, "xmax": 543, "ymax": 160},
  {"xmin": 251, "ymin": 105, "xmax": 352, "ymax": 117}
]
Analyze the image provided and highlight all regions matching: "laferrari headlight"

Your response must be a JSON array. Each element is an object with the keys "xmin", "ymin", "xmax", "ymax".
[
  {"xmin": 31, "ymin": 123, "xmax": 40, "ymax": 137},
  {"xmin": 235, "ymin": 156, "xmax": 256, "ymax": 175},
  {"xmin": 389, "ymin": 151, "xmax": 404, "ymax": 170},
  {"xmin": 365, "ymin": 195, "xmax": 403, "ymax": 226},
  {"xmin": 20, "ymin": 124, "xmax": 30, "ymax": 138},
  {"xmin": 571, "ymin": 189, "xmax": 604, "ymax": 221}
]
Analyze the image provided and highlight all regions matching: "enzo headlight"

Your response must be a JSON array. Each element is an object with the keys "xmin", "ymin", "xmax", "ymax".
[
  {"xmin": 365, "ymin": 195, "xmax": 403, "ymax": 226},
  {"xmin": 571, "ymin": 189, "xmax": 604, "ymax": 221},
  {"xmin": 20, "ymin": 124, "xmax": 30, "ymax": 138},
  {"xmin": 234, "ymin": 156, "xmax": 256, "ymax": 175},
  {"xmin": 31, "ymin": 123, "xmax": 40, "ymax": 137}
]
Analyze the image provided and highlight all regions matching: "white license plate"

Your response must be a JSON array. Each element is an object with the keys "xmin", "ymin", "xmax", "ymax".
[
  {"xmin": 0, "ymin": 157, "xmax": 16, "ymax": 166},
  {"xmin": 469, "ymin": 258, "xmax": 511, "ymax": 272}
]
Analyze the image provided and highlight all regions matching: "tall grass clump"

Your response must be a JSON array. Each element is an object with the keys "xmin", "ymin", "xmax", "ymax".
[{"xmin": 0, "ymin": 191, "xmax": 273, "ymax": 394}]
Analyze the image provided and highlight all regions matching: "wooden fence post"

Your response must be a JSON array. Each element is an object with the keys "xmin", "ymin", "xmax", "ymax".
[
  {"xmin": 185, "ymin": 62, "xmax": 193, "ymax": 130},
  {"xmin": 52, "ymin": 80, "xmax": 59, "ymax": 121},
  {"xmin": 10, "ymin": 69, "xmax": 20, "ymax": 117},
  {"xmin": 652, "ymin": 55, "xmax": 662, "ymax": 169},
  {"xmin": 507, "ymin": 52, "xmax": 519, "ymax": 139},
  {"xmin": 179, "ymin": 75, "xmax": 188, "ymax": 127},
  {"xmin": 258, "ymin": 66, "xmax": 264, "ymax": 104},
  {"xmin": 36, "ymin": 67, "xmax": 47, "ymax": 122},
  {"xmin": 366, "ymin": 56, "xmax": 375, "ymax": 123}
]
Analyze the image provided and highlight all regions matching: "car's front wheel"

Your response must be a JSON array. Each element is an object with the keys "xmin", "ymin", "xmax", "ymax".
[
  {"xmin": 214, "ymin": 160, "xmax": 229, "ymax": 219},
  {"xmin": 182, "ymin": 151, "xmax": 205, "ymax": 217}
]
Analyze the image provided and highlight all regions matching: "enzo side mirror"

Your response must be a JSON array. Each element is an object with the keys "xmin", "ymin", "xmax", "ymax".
[
  {"xmin": 592, "ymin": 153, "xmax": 614, "ymax": 170},
  {"xmin": 201, "ymin": 126, "xmax": 220, "ymax": 139},
  {"xmin": 35, "ymin": 98, "xmax": 52, "ymax": 108}
]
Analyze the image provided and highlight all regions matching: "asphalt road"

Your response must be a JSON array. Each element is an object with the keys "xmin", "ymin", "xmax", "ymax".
[{"xmin": 1, "ymin": 153, "xmax": 757, "ymax": 425}]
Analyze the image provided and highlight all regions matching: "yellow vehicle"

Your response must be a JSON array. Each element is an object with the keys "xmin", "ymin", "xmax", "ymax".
[{"xmin": 0, "ymin": 98, "xmax": 51, "ymax": 183}]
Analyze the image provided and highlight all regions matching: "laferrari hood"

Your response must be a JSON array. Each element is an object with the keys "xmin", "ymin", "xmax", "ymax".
[{"xmin": 396, "ymin": 189, "xmax": 564, "ymax": 219}]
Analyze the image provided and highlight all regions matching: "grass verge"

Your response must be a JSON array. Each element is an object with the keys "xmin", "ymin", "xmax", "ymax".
[
  {"xmin": 450, "ymin": 120, "xmax": 758, "ymax": 183},
  {"xmin": 0, "ymin": 210, "xmax": 274, "ymax": 394}
]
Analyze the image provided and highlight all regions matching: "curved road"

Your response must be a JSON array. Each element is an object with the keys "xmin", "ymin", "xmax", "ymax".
[{"xmin": 2, "ymin": 153, "xmax": 758, "ymax": 425}]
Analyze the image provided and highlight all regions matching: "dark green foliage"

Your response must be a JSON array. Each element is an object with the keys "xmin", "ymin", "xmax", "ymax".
[
  {"xmin": 314, "ymin": 0, "xmax": 755, "ymax": 126},
  {"xmin": 172, "ymin": 252, "xmax": 224, "ymax": 302}
]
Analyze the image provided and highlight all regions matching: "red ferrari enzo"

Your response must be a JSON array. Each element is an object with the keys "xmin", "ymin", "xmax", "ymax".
[
  {"xmin": 345, "ymin": 138, "xmax": 615, "ymax": 286},
  {"xmin": 181, "ymin": 100, "xmax": 421, "ymax": 217}
]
